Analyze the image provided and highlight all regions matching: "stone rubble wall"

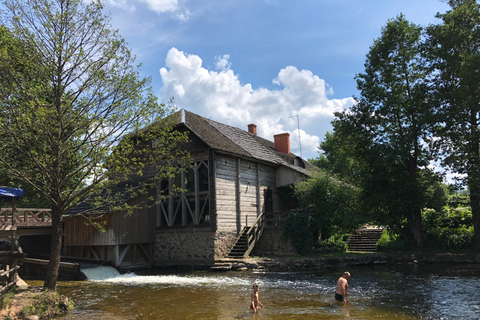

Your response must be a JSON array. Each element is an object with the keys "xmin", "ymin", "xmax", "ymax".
[
  {"xmin": 213, "ymin": 231, "xmax": 238, "ymax": 259},
  {"xmin": 154, "ymin": 230, "xmax": 216, "ymax": 263},
  {"xmin": 253, "ymin": 228, "xmax": 297, "ymax": 256},
  {"xmin": 153, "ymin": 230, "xmax": 239, "ymax": 264}
]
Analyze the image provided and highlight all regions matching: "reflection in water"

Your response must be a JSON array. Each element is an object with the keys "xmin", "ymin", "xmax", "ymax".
[{"xmin": 26, "ymin": 263, "xmax": 480, "ymax": 319}]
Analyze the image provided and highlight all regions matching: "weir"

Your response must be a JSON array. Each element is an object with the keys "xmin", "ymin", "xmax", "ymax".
[{"xmin": 79, "ymin": 265, "xmax": 251, "ymax": 287}]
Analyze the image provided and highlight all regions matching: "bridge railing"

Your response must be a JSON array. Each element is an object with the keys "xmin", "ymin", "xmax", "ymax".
[{"xmin": 0, "ymin": 208, "xmax": 52, "ymax": 227}]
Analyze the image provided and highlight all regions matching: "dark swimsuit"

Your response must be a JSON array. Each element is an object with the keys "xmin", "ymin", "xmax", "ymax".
[{"xmin": 335, "ymin": 293, "xmax": 344, "ymax": 301}]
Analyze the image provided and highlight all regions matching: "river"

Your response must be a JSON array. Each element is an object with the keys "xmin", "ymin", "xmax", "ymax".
[{"xmin": 26, "ymin": 263, "xmax": 480, "ymax": 319}]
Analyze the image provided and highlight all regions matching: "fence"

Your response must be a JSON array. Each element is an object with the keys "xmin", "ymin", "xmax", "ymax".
[
  {"xmin": 0, "ymin": 249, "xmax": 27, "ymax": 295},
  {"xmin": 0, "ymin": 208, "xmax": 52, "ymax": 227}
]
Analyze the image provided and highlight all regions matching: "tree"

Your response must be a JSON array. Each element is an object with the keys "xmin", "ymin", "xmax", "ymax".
[
  {"xmin": 336, "ymin": 15, "xmax": 433, "ymax": 248},
  {"xmin": 310, "ymin": 131, "xmax": 360, "ymax": 186},
  {"xmin": 425, "ymin": 0, "xmax": 480, "ymax": 251},
  {"xmin": 294, "ymin": 170, "xmax": 363, "ymax": 244},
  {"xmin": 0, "ymin": 0, "xmax": 188, "ymax": 291}
]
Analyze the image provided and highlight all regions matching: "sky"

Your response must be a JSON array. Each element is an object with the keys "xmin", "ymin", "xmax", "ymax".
[{"xmin": 103, "ymin": 0, "xmax": 451, "ymax": 160}]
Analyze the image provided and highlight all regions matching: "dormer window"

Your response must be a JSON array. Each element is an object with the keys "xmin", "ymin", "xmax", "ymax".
[{"xmin": 294, "ymin": 157, "xmax": 305, "ymax": 168}]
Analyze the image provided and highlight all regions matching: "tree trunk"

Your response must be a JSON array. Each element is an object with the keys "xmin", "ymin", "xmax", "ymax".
[
  {"xmin": 43, "ymin": 208, "xmax": 63, "ymax": 291},
  {"xmin": 408, "ymin": 207, "xmax": 424, "ymax": 249},
  {"xmin": 468, "ymin": 108, "xmax": 480, "ymax": 252},
  {"xmin": 406, "ymin": 156, "xmax": 423, "ymax": 249},
  {"xmin": 469, "ymin": 185, "xmax": 480, "ymax": 252}
]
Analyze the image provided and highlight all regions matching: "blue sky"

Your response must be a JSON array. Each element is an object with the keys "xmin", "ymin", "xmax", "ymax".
[{"xmin": 104, "ymin": 0, "xmax": 450, "ymax": 160}]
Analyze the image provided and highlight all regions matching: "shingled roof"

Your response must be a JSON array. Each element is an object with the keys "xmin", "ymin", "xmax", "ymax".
[
  {"xmin": 67, "ymin": 110, "xmax": 315, "ymax": 216},
  {"xmin": 177, "ymin": 110, "xmax": 315, "ymax": 175}
]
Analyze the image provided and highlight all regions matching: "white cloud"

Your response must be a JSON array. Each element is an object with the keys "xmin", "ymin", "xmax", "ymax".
[
  {"xmin": 215, "ymin": 54, "xmax": 232, "ymax": 71},
  {"xmin": 107, "ymin": 0, "xmax": 189, "ymax": 21},
  {"xmin": 105, "ymin": 0, "xmax": 135, "ymax": 11},
  {"xmin": 140, "ymin": 0, "xmax": 178, "ymax": 13},
  {"xmin": 159, "ymin": 47, "xmax": 354, "ymax": 159}
]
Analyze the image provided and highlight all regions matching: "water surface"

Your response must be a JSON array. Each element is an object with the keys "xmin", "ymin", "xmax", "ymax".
[{"xmin": 27, "ymin": 263, "xmax": 480, "ymax": 319}]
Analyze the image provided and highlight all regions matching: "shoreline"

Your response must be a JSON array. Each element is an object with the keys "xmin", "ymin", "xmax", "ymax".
[{"xmin": 214, "ymin": 252, "xmax": 480, "ymax": 271}]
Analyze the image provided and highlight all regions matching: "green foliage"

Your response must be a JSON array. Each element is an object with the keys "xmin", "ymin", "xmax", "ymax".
[
  {"xmin": 376, "ymin": 229, "xmax": 412, "ymax": 252},
  {"xmin": 423, "ymin": 208, "xmax": 473, "ymax": 250},
  {"xmin": 423, "ymin": 176, "xmax": 448, "ymax": 212},
  {"xmin": 314, "ymin": 235, "xmax": 347, "ymax": 254},
  {"xmin": 446, "ymin": 194, "xmax": 470, "ymax": 209},
  {"xmin": 21, "ymin": 291, "xmax": 74, "ymax": 318},
  {"xmin": 294, "ymin": 170, "xmax": 364, "ymax": 241},
  {"xmin": 425, "ymin": 0, "xmax": 480, "ymax": 249},
  {"xmin": 311, "ymin": 131, "xmax": 360, "ymax": 186},
  {"xmin": 352, "ymin": 14, "xmax": 431, "ymax": 248},
  {"xmin": 284, "ymin": 209, "xmax": 313, "ymax": 255}
]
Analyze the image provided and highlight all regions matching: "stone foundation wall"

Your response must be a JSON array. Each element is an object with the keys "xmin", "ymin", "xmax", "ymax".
[
  {"xmin": 154, "ymin": 229, "xmax": 239, "ymax": 265},
  {"xmin": 154, "ymin": 230, "xmax": 216, "ymax": 264},
  {"xmin": 214, "ymin": 231, "xmax": 238, "ymax": 259},
  {"xmin": 253, "ymin": 228, "xmax": 296, "ymax": 256}
]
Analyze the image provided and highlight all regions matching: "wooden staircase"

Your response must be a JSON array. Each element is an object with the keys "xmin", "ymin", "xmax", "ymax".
[
  {"xmin": 228, "ymin": 227, "xmax": 249, "ymax": 258},
  {"xmin": 227, "ymin": 213, "xmax": 265, "ymax": 259},
  {"xmin": 346, "ymin": 228, "xmax": 383, "ymax": 252}
]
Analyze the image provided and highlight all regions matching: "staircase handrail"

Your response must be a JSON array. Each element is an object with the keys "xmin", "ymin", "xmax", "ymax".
[{"xmin": 244, "ymin": 212, "xmax": 265, "ymax": 257}]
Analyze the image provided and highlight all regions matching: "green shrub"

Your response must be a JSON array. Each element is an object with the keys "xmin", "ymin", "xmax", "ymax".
[
  {"xmin": 424, "ymin": 226, "xmax": 473, "ymax": 250},
  {"xmin": 422, "ymin": 208, "xmax": 474, "ymax": 250},
  {"xmin": 376, "ymin": 229, "xmax": 411, "ymax": 252},
  {"xmin": 314, "ymin": 235, "xmax": 347, "ymax": 254}
]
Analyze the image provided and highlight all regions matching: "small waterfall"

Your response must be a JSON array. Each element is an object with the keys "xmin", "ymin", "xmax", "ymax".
[
  {"xmin": 80, "ymin": 265, "xmax": 251, "ymax": 287},
  {"xmin": 81, "ymin": 266, "xmax": 123, "ymax": 281}
]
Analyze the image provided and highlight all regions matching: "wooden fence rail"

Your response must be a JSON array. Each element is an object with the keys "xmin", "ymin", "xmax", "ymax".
[
  {"xmin": 0, "ymin": 208, "xmax": 52, "ymax": 227},
  {"xmin": 0, "ymin": 251, "xmax": 27, "ymax": 295}
]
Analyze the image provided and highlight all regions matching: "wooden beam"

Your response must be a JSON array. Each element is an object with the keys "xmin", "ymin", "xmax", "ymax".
[
  {"xmin": 117, "ymin": 244, "xmax": 131, "ymax": 266},
  {"xmin": 236, "ymin": 158, "xmax": 241, "ymax": 233},
  {"xmin": 114, "ymin": 245, "xmax": 119, "ymax": 267},
  {"xmin": 195, "ymin": 165, "xmax": 200, "ymax": 224},
  {"xmin": 209, "ymin": 149, "xmax": 217, "ymax": 230},
  {"xmin": 256, "ymin": 163, "xmax": 260, "ymax": 217}
]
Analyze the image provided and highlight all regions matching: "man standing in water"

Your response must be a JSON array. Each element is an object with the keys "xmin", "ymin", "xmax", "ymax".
[{"xmin": 335, "ymin": 272, "xmax": 351, "ymax": 303}]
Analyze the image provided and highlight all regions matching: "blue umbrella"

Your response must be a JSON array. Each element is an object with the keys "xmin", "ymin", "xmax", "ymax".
[{"xmin": 0, "ymin": 187, "xmax": 25, "ymax": 201}]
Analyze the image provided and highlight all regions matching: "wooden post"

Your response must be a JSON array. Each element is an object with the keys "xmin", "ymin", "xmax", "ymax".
[
  {"xmin": 10, "ymin": 198, "xmax": 17, "ymax": 252},
  {"xmin": 256, "ymin": 164, "xmax": 261, "ymax": 217},
  {"xmin": 236, "ymin": 158, "xmax": 241, "ymax": 233}
]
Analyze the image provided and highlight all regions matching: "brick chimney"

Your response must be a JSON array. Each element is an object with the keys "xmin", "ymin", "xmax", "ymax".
[
  {"xmin": 248, "ymin": 124, "xmax": 257, "ymax": 135},
  {"xmin": 274, "ymin": 133, "xmax": 290, "ymax": 154}
]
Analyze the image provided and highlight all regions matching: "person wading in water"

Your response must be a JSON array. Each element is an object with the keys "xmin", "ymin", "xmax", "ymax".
[{"xmin": 335, "ymin": 272, "xmax": 351, "ymax": 303}]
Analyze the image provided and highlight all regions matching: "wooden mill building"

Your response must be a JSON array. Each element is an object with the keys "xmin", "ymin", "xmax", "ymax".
[{"xmin": 63, "ymin": 110, "xmax": 315, "ymax": 268}]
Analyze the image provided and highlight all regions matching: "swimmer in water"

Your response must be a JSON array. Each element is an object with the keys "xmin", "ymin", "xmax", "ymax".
[{"xmin": 250, "ymin": 282, "xmax": 264, "ymax": 312}]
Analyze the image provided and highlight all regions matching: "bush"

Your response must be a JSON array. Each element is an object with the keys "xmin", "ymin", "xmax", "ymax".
[
  {"xmin": 424, "ymin": 226, "xmax": 473, "ymax": 250},
  {"xmin": 314, "ymin": 235, "xmax": 347, "ymax": 254},
  {"xmin": 422, "ymin": 208, "xmax": 474, "ymax": 250},
  {"xmin": 376, "ymin": 229, "xmax": 411, "ymax": 252}
]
